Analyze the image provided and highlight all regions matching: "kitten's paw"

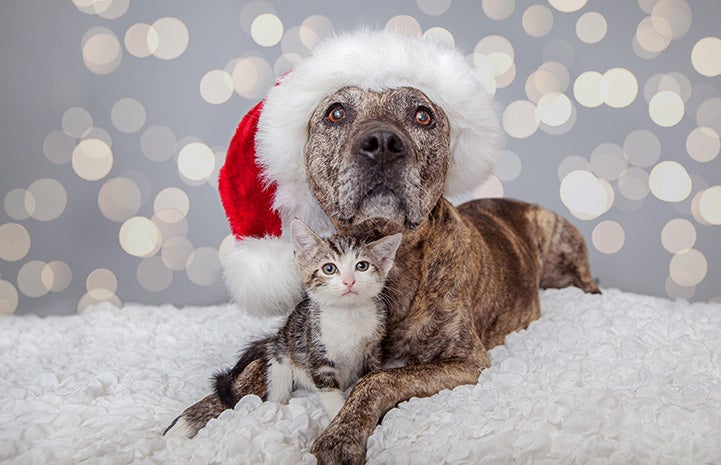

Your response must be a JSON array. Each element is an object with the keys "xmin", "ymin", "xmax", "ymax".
[
  {"xmin": 163, "ymin": 416, "xmax": 196, "ymax": 438},
  {"xmin": 311, "ymin": 426, "xmax": 366, "ymax": 465}
]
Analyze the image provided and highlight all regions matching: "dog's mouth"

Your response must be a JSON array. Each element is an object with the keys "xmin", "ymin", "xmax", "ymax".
[{"xmin": 338, "ymin": 182, "xmax": 423, "ymax": 230}]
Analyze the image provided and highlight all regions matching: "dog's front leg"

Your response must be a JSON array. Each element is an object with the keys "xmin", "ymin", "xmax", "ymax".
[{"xmin": 311, "ymin": 357, "xmax": 486, "ymax": 465}]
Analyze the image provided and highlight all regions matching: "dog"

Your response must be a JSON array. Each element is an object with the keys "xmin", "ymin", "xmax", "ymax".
[{"xmin": 165, "ymin": 82, "xmax": 600, "ymax": 464}]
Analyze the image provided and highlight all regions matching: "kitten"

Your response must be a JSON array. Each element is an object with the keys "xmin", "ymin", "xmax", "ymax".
[{"xmin": 264, "ymin": 219, "xmax": 402, "ymax": 418}]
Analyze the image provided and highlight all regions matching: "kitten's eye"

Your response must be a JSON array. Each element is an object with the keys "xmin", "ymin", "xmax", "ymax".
[
  {"xmin": 326, "ymin": 104, "xmax": 346, "ymax": 124},
  {"xmin": 321, "ymin": 263, "xmax": 337, "ymax": 275},
  {"xmin": 414, "ymin": 107, "xmax": 433, "ymax": 127},
  {"xmin": 355, "ymin": 261, "xmax": 369, "ymax": 272}
]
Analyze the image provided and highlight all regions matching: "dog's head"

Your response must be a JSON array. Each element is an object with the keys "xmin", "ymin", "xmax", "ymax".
[
  {"xmin": 305, "ymin": 86, "xmax": 451, "ymax": 231},
  {"xmin": 255, "ymin": 30, "xmax": 500, "ymax": 238}
]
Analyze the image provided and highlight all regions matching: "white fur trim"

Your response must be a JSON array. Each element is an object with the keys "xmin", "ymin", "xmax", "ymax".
[
  {"xmin": 256, "ymin": 29, "xmax": 502, "ymax": 231},
  {"xmin": 222, "ymin": 237, "xmax": 304, "ymax": 317}
]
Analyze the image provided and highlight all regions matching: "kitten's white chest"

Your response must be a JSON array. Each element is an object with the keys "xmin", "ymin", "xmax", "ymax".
[{"xmin": 318, "ymin": 304, "xmax": 381, "ymax": 388}]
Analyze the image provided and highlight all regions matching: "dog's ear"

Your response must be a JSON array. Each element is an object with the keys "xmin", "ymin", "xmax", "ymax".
[
  {"xmin": 368, "ymin": 233, "xmax": 403, "ymax": 275},
  {"xmin": 290, "ymin": 218, "xmax": 324, "ymax": 267}
]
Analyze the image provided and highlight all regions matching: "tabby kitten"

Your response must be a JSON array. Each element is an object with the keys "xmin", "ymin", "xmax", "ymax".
[{"xmin": 264, "ymin": 219, "xmax": 402, "ymax": 418}]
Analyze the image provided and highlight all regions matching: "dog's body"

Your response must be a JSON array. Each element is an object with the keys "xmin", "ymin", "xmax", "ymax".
[{"xmin": 166, "ymin": 80, "xmax": 599, "ymax": 463}]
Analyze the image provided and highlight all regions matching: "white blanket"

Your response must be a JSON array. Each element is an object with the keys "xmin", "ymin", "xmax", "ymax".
[{"xmin": 2, "ymin": 288, "xmax": 721, "ymax": 465}]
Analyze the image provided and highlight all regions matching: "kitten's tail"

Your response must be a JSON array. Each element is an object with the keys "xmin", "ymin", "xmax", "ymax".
[{"xmin": 214, "ymin": 336, "xmax": 272, "ymax": 408}]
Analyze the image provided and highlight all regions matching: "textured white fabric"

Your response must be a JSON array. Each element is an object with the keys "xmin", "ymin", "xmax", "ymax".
[{"xmin": 2, "ymin": 288, "xmax": 721, "ymax": 464}]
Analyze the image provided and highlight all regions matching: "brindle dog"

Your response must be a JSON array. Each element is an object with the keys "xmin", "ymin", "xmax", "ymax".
[{"xmin": 165, "ymin": 86, "xmax": 600, "ymax": 464}]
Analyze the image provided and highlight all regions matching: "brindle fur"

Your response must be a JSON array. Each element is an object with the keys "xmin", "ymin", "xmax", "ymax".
[{"xmin": 166, "ymin": 87, "xmax": 600, "ymax": 464}]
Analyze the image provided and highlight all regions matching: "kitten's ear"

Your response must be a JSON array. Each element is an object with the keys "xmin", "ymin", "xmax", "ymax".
[
  {"xmin": 290, "ymin": 219, "xmax": 323, "ymax": 266},
  {"xmin": 368, "ymin": 233, "xmax": 403, "ymax": 275}
]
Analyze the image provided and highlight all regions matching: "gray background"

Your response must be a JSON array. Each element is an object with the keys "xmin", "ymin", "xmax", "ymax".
[{"xmin": 1, "ymin": 0, "xmax": 719, "ymax": 316}]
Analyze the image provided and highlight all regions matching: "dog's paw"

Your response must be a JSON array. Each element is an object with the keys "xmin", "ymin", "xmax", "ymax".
[{"xmin": 311, "ymin": 426, "xmax": 366, "ymax": 465}]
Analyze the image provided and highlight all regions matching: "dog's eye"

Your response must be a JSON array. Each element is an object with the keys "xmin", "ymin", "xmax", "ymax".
[
  {"xmin": 322, "ymin": 263, "xmax": 337, "ymax": 275},
  {"xmin": 414, "ymin": 107, "xmax": 433, "ymax": 127},
  {"xmin": 326, "ymin": 104, "xmax": 346, "ymax": 124}
]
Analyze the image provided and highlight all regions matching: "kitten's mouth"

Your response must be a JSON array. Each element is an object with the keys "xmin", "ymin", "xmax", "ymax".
[{"xmin": 342, "ymin": 289, "xmax": 358, "ymax": 296}]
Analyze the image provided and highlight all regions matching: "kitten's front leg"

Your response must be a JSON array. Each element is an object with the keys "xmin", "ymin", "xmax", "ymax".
[
  {"xmin": 318, "ymin": 389, "xmax": 345, "ymax": 419},
  {"xmin": 266, "ymin": 357, "xmax": 293, "ymax": 404}
]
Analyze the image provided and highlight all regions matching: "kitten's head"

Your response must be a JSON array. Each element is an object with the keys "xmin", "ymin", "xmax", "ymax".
[{"xmin": 290, "ymin": 218, "xmax": 402, "ymax": 307}]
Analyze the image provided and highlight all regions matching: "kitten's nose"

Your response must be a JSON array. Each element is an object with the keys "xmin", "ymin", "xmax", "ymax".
[{"xmin": 343, "ymin": 278, "xmax": 355, "ymax": 289}]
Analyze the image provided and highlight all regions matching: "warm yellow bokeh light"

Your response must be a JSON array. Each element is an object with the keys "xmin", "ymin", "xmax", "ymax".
[
  {"xmin": 0, "ymin": 279, "xmax": 19, "ymax": 315},
  {"xmin": 86, "ymin": 268, "xmax": 118, "ymax": 300},
  {"xmin": 17, "ymin": 260, "xmax": 49, "ymax": 298},
  {"xmin": 41, "ymin": 261, "xmax": 72, "ymax": 293},
  {"xmin": 548, "ymin": 0, "xmax": 587, "ymax": 13},
  {"xmin": 602, "ymin": 68, "xmax": 638, "ymax": 108},
  {"xmin": 199, "ymin": 70, "xmax": 234, "ymax": 105}
]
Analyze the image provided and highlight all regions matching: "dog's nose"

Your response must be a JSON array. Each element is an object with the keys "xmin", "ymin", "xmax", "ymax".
[{"xmin": 357, "ymin": 129, "xmax": 406, "ymax": 164}]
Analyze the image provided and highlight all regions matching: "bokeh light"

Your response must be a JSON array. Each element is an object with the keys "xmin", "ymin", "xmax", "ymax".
[
  {"xmin": 137, "ymin": 256, "xmax": 173, "ymax": 292},
  {"xmin": 299, "ymin": 15, "xmax": 334, "ymax": 49},
  {"xmin": 482, "ymin": 0, "xmax": 515, "ymax": 20},
  {"xmin": 558, "ymin": 155, "xmax": 591, "ymax": 181},
  {"xmin": 27, "ymin": 178, "xmax": 67, "ymax": 221},
  {"xmin": 503, "ymin": 100, "xmax": 539, "ymax": 138},
  {"xmin": 231, "ymin": 56, "xmax": 274, "ymax": 100},
  {"xmin": 472, "ymin": 175, "xmax": 504, "ymax": 199},
  {"xmin": 0, "ymin": 279, "xmax": 19, "ymax": 315},
  {"xmin": 17, "ymin": 261, "xmax": 49, "ymax": 298},
  {"xmin": 141, "ymin": 125, "xmax": 177, "ymax": 162},
  {"xmin": 0, "ymin": 223, "xmax": 31, "ymax": 262},
  {"xmin": 649, "ymin": 161, "xmax": 692, "ymax": 202},
  {"xmin": 186, "ymin": 247, "xmax": 223, "ymax": 286},
  {"xmin": 686, "ymin": 127, "xmax": 720, "ymax": 163},
  {"xmin": 41, "ymin": 261, "xmax": 72, "ymax": 293},
  {"xmin": 98, "ymin": 177, "xmax": 142, "ymax": 222},
  {"xmin": 43, "ymin": 130, "xmax": 75, "ymax": 165},
  {"xmin": 423, "ymin": 27, "xmax": 455, "ymax": 47},
  {"xmin": 651, "ymin": 0, "xmax": 692, "ymax": 40},
  {"xmin": 81, "ymin": 27, "xmax": 122, "ymax": 75},
  {"xmin": 691, "ymin": 37, "xmax": 721, "ymax": 77},
  {"xmin": 576, "ymin": 12, "xmax": 607, "ymax": 44},
  {"xmin": 240, "ymin": 1, "xmax": 276, "ymax": 35},
  {"xmin": 617, "ymin": 167, "xmax": 650, "ymax": 201},
  {"xmin": 111, "ymin": 98, "xmax": 146, "ymax": 133},
  {"xmin": 86, "ymin": 268, "xmax": 117, "ymax": 300},
  {"xmin": 251, "ymin": 13, "xmax": 284, "ymax": 47},
  {"xmin": 698, "ymin": 186, "xmax": 721, "ymax": 225},
  {"xmin": 573, "ymin": 71, "xmax": 603, "ymax": 108},
  {"xmin": 590, "ymin": 143, "xmax": 627, "ymax": 181},
  {"xmin": 669, "ymin": 249, "xmax": 708, "ymax": 287},
  {"xmin": 494, "ymin": 150, "xmax": 522, "ymax": 181},
  {"xmin": 592, "ymin": 220, "xmax": 625, "ymax": 254},
  {"xmin": 119, "ymin": 216, "xmax": 162, "ymax": 258},
  {"xmin": 62, "ymin": 107, "xmax": 93, "ymax": 139},
  {"xmin": 661, "ymin": 218, "xmax": 696, "ymax": 254},
  {"xmin": 200, "ymin": 70, "xmax": 234, "ymax": 105},
  {"xmin": 161, "ymin": 236, "xmax": 194, "ymax": 271},
  {"xmin": 560, "ymin": 170, "xmax": 614, "ymax": 220},
  {"xmin": 151, "ymin": 17, "xmax": 189, "ymax": 60},
  {"xmin": 177, "ymin": 142, "xmax": 215, "ymax": 183},
  {"xmin": 522, "ymin": 5, "xmax": 554, "ymax": 38},
  {"xmin": 536, "ymin": 92, "xmax": 573, "ymax": 127},
  {"xmin": 624, "ymin": 129, "xmax": 661, "ymax": 167},
  {"xmin": 416, "ymin": 0, "xmax": 452, "ymax": 16},
  {"xmin": 602, "ymin": 68, "xmax": 638, "ymax": 108},
  {"xmin": 385, "ymin": 15, "xmax": 423, "ymax": 36},
  {"xmin": 649, "ymin": 90, "xmax": 685, "ymax": 127},
  {"xmin": 665, "ymin": 276, "xmax": 695, "ymax": 301},
  {"xmin": 154, "ymin": 187, "xmax": 190, "ymax": 223},
  {"xmin": 72, "ymin": 138, "xmax": 113, "ymax": 181},
  {"xmin": 548, "ymin": 0, "xmax": 587, "ymax": 13},
  {"xmin": 124, "ymin": 23, "xmax": 158, "ymax": 58},
  {"xmin": 77, "ymin": 291, "xmax": 121, "ymax": 313},
  {"xmin": 4, "ymin": 188, "xmax": 32, "ymax": 221}
]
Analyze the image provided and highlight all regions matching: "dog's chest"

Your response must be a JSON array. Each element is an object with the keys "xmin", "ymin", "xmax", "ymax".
[{"xmin": 318, "ymin": 305, "xmax": 381, "ymax": 387}]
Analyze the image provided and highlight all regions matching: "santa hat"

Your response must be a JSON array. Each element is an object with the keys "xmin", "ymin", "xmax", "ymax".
[{"xmin": 219, "ymin": 29, "xmax": 501, "ymax": 316}]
